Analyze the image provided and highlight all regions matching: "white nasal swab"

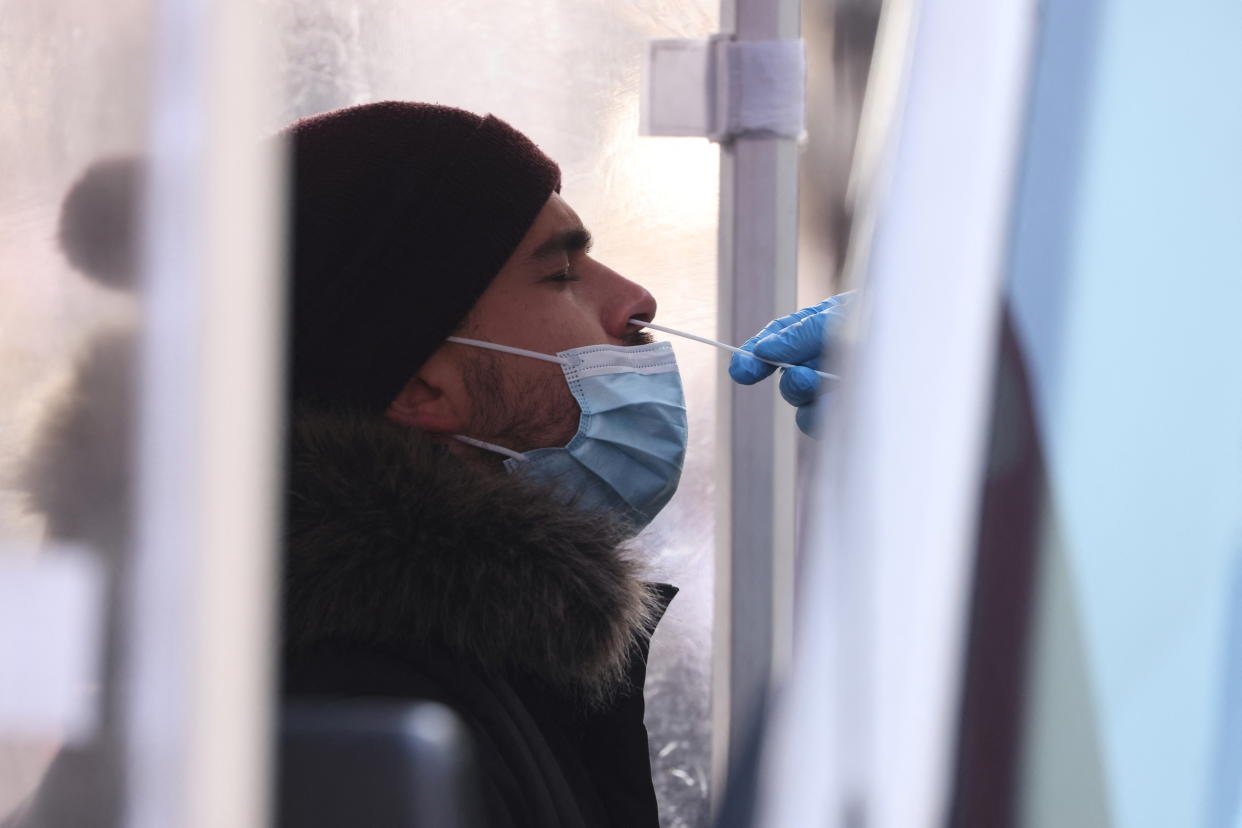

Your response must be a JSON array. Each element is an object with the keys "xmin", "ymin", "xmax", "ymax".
[{"xmin": 631, "ymin": 319, "xmax": 839, "ymax": 381}]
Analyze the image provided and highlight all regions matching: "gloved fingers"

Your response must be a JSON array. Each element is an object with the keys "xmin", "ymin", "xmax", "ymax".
[
  {"xmin": 766, "ymin": 297, "xmax": 837, "ymax": 330},
  {"xmin": 778, "ymin": 365, "xmax": 822, "ymax": 407},
  {"xmin": 730, "ymin": 292, "xmax": 854, "ymax": 386},
  {"xmin": 728, "ymin": 350, "xmax": 778, "ymax": 385},
  {"xmin": 730, "ymin": 319, "xmax": 795, "ymax": 385},
  {"xmin": 754, "ymin": 292, "xmax": 853, "ymax": 345},
  {"xmin": 742, "ymin": 297, "xmax": 836, "ymax": 350},
  {"xmin": 753, "ymin": 305, "xmax": 847, "ymax": 366},
  {"xmin": 795, "ymin": 401, "xmax": 820, "ymax": 437}
]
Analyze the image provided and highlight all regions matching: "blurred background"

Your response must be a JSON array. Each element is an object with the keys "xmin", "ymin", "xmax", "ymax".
[{"xmin": 1, "ymin": 0, "xmax": 1238, "ymax": 826}]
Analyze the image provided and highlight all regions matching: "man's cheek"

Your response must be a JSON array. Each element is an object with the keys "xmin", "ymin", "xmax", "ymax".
[{"xmin": 527, "ymin": 370, "xmax": 581, "ymax": 448}]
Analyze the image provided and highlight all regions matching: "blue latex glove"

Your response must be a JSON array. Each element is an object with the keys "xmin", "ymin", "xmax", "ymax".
[{"xmin": 728, "ymin": 292, "xmax": 853, "ymax": 435}]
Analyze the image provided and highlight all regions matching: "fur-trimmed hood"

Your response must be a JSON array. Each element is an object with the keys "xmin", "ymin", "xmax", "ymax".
[{"xmin": 283, "ymin": 409, "xmax": 663, "ymax": 702}]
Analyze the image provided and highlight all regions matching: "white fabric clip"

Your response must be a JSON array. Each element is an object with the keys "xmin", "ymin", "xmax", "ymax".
[
  {"xmin": 641, "ymin": 35, "xmax": 806, "ymax": 142},
  {"xmin": 716, "ymin": 39, "xmax": 806, "ymax": 140}
]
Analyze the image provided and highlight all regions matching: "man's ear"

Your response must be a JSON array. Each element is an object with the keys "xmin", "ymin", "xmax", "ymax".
[{"xmin": 385, "ymin": 370, "xmax": 466, "ymax": 433}]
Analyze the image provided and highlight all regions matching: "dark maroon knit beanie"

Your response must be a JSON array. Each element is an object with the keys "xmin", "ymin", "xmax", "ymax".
[{"xmin": 285, "ymin": 101, "xmax": 561, "ymax": 412}]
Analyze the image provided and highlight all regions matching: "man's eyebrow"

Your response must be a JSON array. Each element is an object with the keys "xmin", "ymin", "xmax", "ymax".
[{"xmin": 528, "ymin": 227, "xmax": 593, "ymax": 261}]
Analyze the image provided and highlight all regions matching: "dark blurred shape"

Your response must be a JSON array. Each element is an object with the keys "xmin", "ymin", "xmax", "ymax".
[
  {"xmin": 57, "ymin": 156, "xmax": 145, "ymax": 290},
  {"xmin": 799, "ymin": 0, "xmax": 882, "ymax": 286},
  {"xmin": 22, "ymin": 331, "xmax": 136, "ymax": 551},
  {"xmin": 711, "ymin": 695, "xmax": 767, "ymax": 828},
  {"xmin": 5, "ymin": 155, "xmax": 147, "ymax": 826},
  {"xmin": 947, "ymin": 308, "xmax": 1045, "ymax": 828},
  {"xmin": 278, "ymin": 701, "xmax": 481, "ymax": 828}
]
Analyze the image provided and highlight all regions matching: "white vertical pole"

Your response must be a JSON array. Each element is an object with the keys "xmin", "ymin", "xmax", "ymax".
[
  {"xmin": 713, "ymin": 0, "xmax": 802, "ymax": 804},
  {"xmin": 127, "ymin": 0, "xmax": 283, "ymax": 826}
]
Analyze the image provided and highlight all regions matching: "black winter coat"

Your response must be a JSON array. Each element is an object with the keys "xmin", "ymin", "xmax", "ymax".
[{"xmin": 282, "ymin": 411, "xmax": 675, "ymax": 827}]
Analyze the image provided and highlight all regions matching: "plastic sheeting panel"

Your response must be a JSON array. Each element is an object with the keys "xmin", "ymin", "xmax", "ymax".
[
  {"xmin": 0, "ymin": 1, "xmax": 154, "ymax": 823},
  {"xmin": 0, "ymin": 1, "xmax": 719, "ymax": 823},
  {"xmin": 259, "ymin": 1, "xmax": 720, "ymax": 825}
]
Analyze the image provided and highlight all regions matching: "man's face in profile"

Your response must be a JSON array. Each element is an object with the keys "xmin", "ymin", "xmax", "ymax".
[{"xmin": 388, "ymin": 193, "xmax": 658, "ymax": 455}]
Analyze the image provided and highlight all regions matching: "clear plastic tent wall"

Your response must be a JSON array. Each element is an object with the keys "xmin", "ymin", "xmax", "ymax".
[
  {"xmin": 0, "ymin": 1, "xmax": 720, "ymax": 826},
  {"xmin": 258, "ymin": 4, "xmax": 724, "ymax": 824},
  {"xmin": 0, "ymin": 0, "xmax": 154, "ymax": 823}
]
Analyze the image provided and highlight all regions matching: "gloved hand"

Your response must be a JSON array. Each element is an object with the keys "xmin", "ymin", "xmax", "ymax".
[{"xmin": 728, "ymin": 292, "xmax": 853, "ymax": 435}]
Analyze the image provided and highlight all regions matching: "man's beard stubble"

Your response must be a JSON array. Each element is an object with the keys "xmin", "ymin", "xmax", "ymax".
[
  {"xmin": 459, "ymin": 328, "xmax": 655, "ymax": 455},
  {"xmin": 460, "ymin": 346, "xmax": 579, "ymax": 454}
]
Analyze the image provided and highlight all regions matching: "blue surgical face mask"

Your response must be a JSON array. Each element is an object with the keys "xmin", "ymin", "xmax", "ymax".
[{"xmin": 445, "ymin": 336, "xmax": 688, "ymax": 532}]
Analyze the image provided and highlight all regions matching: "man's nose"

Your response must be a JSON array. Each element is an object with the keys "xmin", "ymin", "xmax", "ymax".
[{"xmin": 599, "ymin": 265, "xmax": 657, "ymax": 340}]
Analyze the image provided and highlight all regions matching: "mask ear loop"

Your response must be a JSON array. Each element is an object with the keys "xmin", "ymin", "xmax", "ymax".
[
  {"xmin": 453, "ymin": 434, "xmax": 528, "ymax": 461},
  {"xmin": 445, "ymin": 336, "xmax": 568, "ymax": 365}
]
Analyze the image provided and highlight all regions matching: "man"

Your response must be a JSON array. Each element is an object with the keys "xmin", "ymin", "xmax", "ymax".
[{"xmin": 280, "ymin": 101, "xmax": 686, "ymax": 827}]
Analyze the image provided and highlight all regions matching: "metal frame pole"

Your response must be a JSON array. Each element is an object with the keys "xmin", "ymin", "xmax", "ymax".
[{"xmin": 713, "ymin": 0, "xmax": 802, "ymax": 803}]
